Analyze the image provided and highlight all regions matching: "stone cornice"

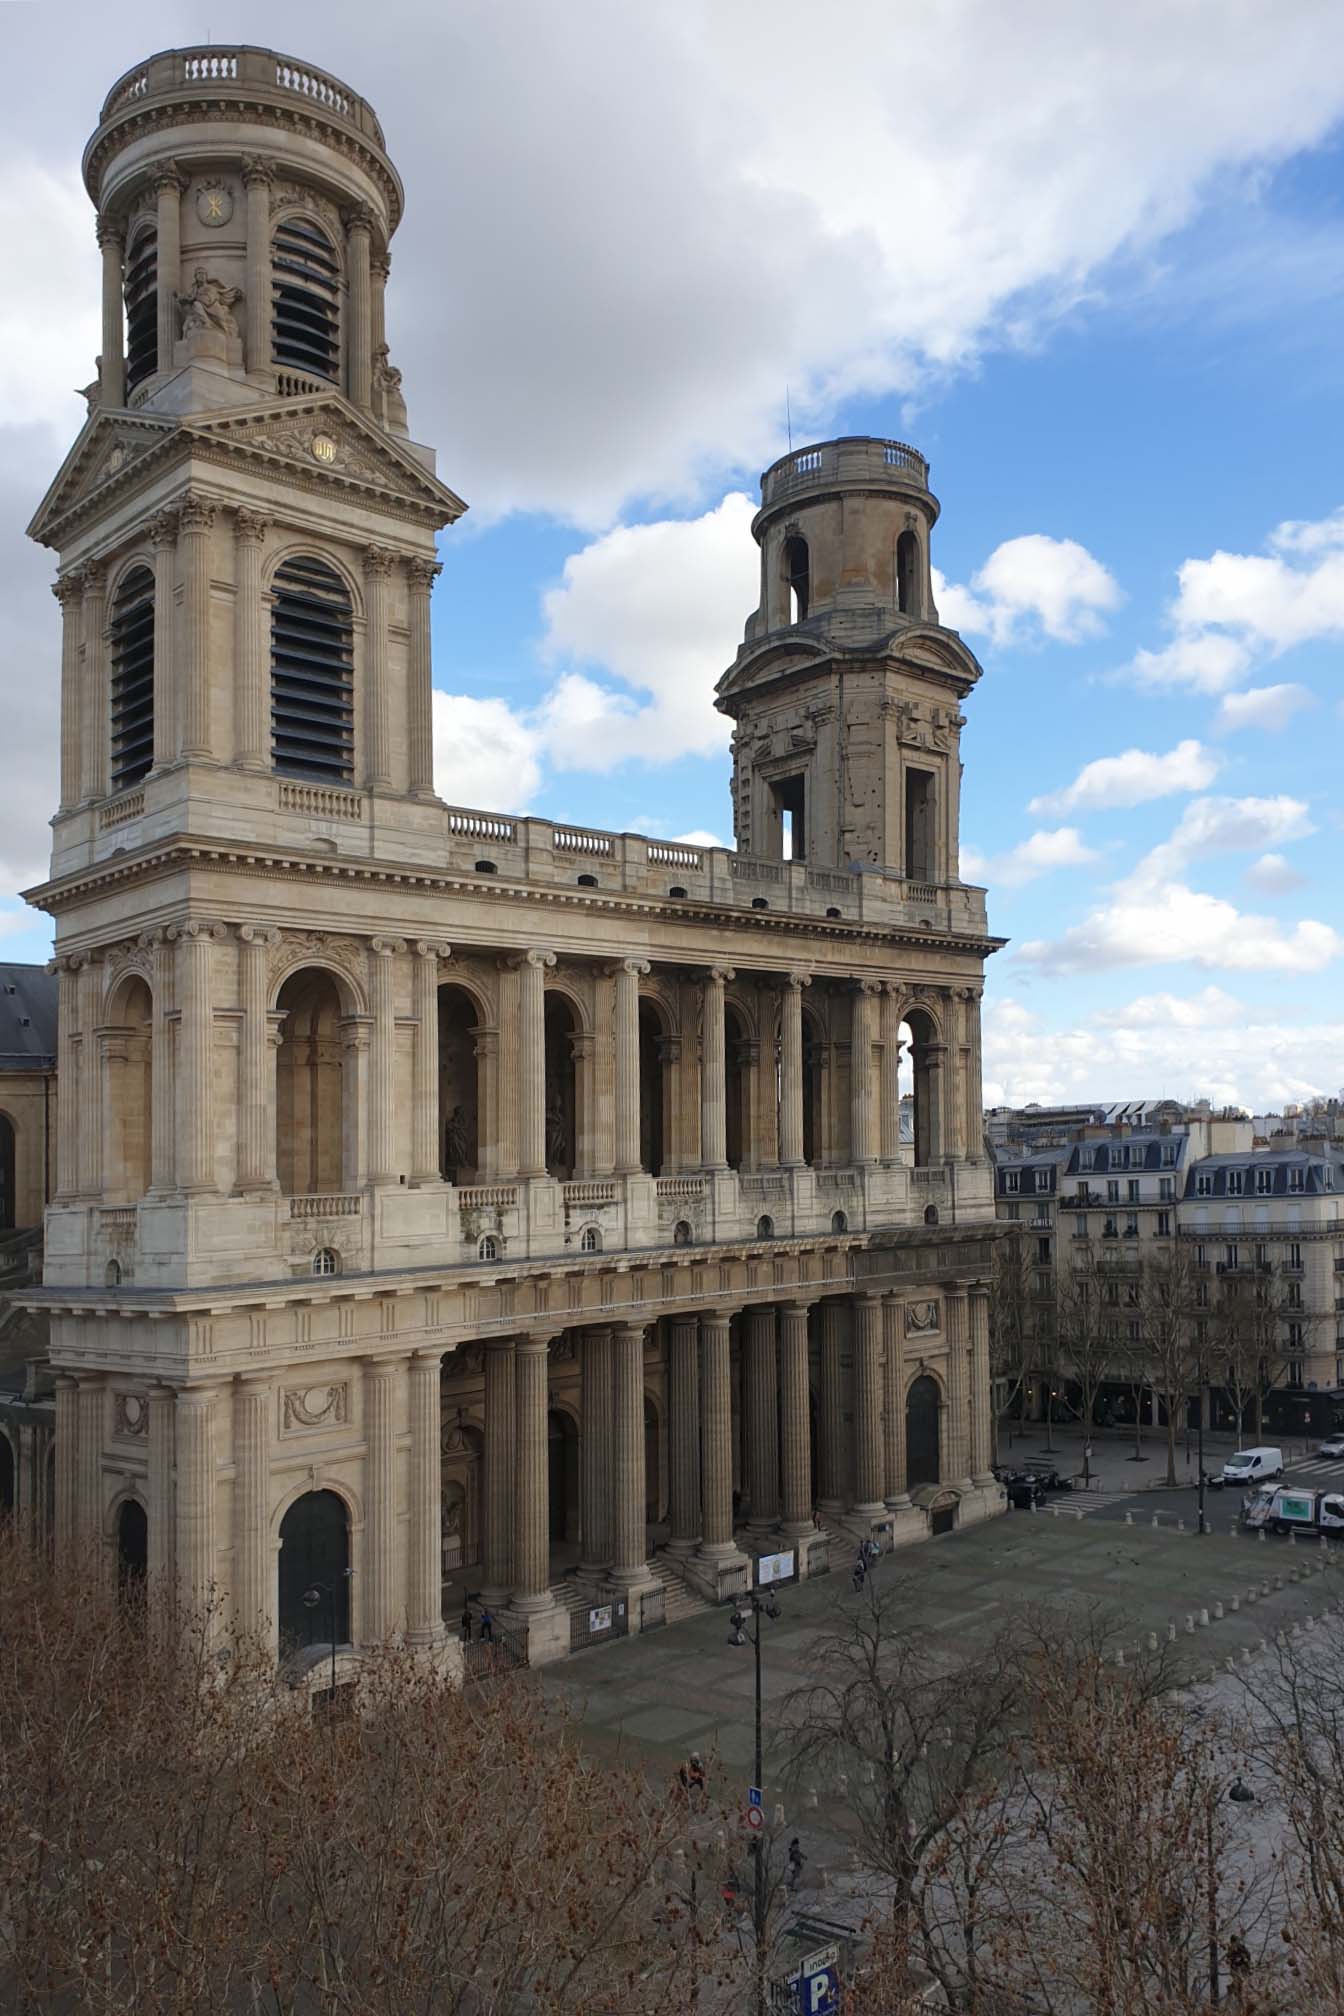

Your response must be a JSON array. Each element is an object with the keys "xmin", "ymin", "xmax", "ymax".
[{"xmin": 25, "ymin": 833, "xmax": 1008, "ymax": 962}]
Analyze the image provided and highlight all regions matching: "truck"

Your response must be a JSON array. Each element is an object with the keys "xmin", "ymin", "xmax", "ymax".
[{"xmin": 1240, "ymin": 1484, "xmax": 1344, "ymax": 1536}]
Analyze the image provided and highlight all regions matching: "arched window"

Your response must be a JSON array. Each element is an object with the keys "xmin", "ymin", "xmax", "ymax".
[
  {"xmin": 896, "ymin": 529, "xmax": 919, "ymax": 617},
  {"xmin": 673, "ymin": 1219, "xmax": 693, "ymax": 1247},
  {"xmin": 579, "ymin": 1224, "xmax": 601, "ymax": 1253},
  {"xmin": 756, "ymin": 1215, "xmax": 775, "ymax": 1240},
  {"xmin": 105, "ymin": 1258, "xmax": 123, "ymax": 1287},
  {"xmin": 312, "ymin": 1247, "xmax": 339, "ymax": 1277},
  {"xmin": 478, "ymin": 1233, "xmax": 499, "ymax": 1261},
  {"xmin": 272, "ymin": 215, "xmax": 341, "ymax": 381},
  {"xmin": 124, "ymin": 226, "xmax": 158, "ymax": 392},
  {"xmin": 831, "ymin": 1210, "xmax": 848, "ymax": 1234},
  {"xmin": 270, "ymin": 557, "xmax": 354, "ymax": 782},
  {"xmin": 109, "ymin": 566, "xmax": 155, "ymax": 791},
  {"xmin": 784, "ymin": 535, "xmax": 810, "ymax": 622}
]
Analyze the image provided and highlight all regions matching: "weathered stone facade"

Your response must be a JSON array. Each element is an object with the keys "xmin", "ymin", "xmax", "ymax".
[{"xmin": 23, "ymin": 44, "xmax": 1005, "ymax": 1671}]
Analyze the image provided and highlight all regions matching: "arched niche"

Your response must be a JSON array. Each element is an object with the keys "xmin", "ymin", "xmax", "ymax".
[
  {"xmin": 438, "ymin": 981, "xmax": 485, "ymax": 1183},
  {"xmin": 102, "ymin": 974, "xmax": 153, "ymax": 1202},
  {"xmin": 277, "ymin": 1489, "xmax": 351, "ymax": 1653},
  {"xmin": 275, "ymin": 968, "xmax": 349, "ymax": 1195},
  {"xmin": 906, "ymin": 1372, "xmax": 942, "ymax": 1489}
]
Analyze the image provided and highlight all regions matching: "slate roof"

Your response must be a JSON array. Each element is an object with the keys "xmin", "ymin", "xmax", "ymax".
[{"xmin": 0, "ymin": 964, "xmax": 57, "ymax": 1070}]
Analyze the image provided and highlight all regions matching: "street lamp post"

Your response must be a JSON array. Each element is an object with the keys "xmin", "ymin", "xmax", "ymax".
[
  {"xmin": 1209, "ymin": 1775, "xmax": 1256, "ymax": 2004},
  {"xmin": 729, "ymin": 1588, "xmax": 781, "ymax": 2016},
  {"xmin": 1197, "ymin": 1360, "xmax": 1208, "ymax": 1536},
  {"xmin": 303, "ymin": 1580, "xmax": 340, "ymax": 1701}
]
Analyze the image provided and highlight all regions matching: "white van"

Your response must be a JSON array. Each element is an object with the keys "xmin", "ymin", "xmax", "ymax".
[{"xmin": 1220, "ymin": 1446, "xmax": 1285, "ymax": 1486}]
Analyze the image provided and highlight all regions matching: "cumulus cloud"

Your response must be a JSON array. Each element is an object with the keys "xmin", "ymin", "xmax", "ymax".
[
  {"xmin": 963, "ymin": 826, "xmax": 1100, "ymax": 889},
  {"xmin": 432, "ymin": 692, "xmax": 544, "ymax": 812},
  {"xmin": 1245, "ymin": 851, "xmax": 1307, "ymax": 895},
  {"xmin": 1126, "ymin": 634, "xmax": 1253, "ymax": 694},
  {"xmin": 1215, "ymin": 682, "xmax": 1315, "ymax": 733},
  {"xmin": 1140, "ymin": 793, "xmax": 1314, "ymax": 879},
  {"xmin": 933, "ymin": 535, "xmax": 1119, "ymax": 645},
  {"xmin": 1092, "ymin": 985, "xmax": 1245, "ymax": 1030},
  {"xmin": 1028, "ymin": 739, "xmax": 1217, "ymax": 816}
]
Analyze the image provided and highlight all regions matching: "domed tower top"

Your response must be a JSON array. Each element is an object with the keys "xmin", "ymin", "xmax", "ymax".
[
  {"xmin": 81, "ymin": 46, "xmax": 408, "ymax": 427},
  {"xmin": 716, "ymin": 437, "xmax": 983, "ymax": 880}
]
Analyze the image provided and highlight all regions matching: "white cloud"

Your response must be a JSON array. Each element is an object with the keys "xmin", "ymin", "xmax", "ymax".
[
  {"xmin": 1092, "ymin": 986, "xmax": 1245, "ymax": 1030},
  {"xmin": 933, "ymin": 535, "xmax": 1119, "ymax": 646},
  {"xmin": 1141, "ymin": 793, "xmax": 1314, "ymax": 879},
  {"xmin": 1214, "ymin": 681, "xmax": 1315, "ymax": 734},
  {"xmin": 431, "ymin": 692, "xmax": 544, "ymax": 813},
  {"xmin": 964, "ymin": 826, "xmax": 1100, "ymax": 889},
  {"xmin": 1028, "ymin": 738, "xmax": 1216, "ymax": 816},
  {"xmin": 1245, "ymin": 851, "xmax": 1307, "ymax": 895}
]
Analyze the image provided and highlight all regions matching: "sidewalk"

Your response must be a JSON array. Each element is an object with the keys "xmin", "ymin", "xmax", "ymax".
[{"xmin": 994, "ymin": 1421, "xmax": 1322, "ymax": 1495}]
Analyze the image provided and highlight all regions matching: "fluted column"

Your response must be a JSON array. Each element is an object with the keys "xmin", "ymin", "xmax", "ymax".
[
  {"xmin": 53, "ymin": 962, "xmax": 79, "ymax": 1199},
  {"xmin": 369, "ymin": 938, "xmax": 404, "ymax": 1183},
  {"xmin": 880, "ymin": 985, "xmax": 904, "ymax": 1165},
  {"xmin": 96, "ymin": 219, "xmax": 125, "ymax": 407},
  {"xmin": 371, "ymin": 252, "xmax": 389, "ymax": 355},
  {"xmin": 779, "ymin": 973, "xmax": 807, "ymax": 1168},
  {"xmin": 852, "ymin": 1293, "xmax": 885, "ymax": 1516},
  {"xmin": 178, "ymin": 496, "xmax": 215, "ymax": 761},
  {"xmin": 481, "ymin": 1339, "xmax": 514, "ymax": 1605},
  {"xmin": 233, "ymin": 508, "xmax": 268, "ymax": 769},
  {"xmin": 945, "ymin": 994, "xmax": 966, "ymax": 1163},
  {"xmin": 363, "ymin": 1356, "xmax": 402, "ymax": 1642},
  {"xmin": 969, "ymin": 1287, "xmax": 995, "ymax": 1484},
  {"xmin": 967, "ymin": 989, "xmax": 986, "ymax": 1163},
  {"xmin": 406, "ymin": 558, "xmax": 439, "ymax": 797},
  {"xmin": 779, "ymin": 1301, "xmax": 815, "ymax": 1536},
  {"xmin": 174, "ymin": 1385, "xmax": 218, "ymax": 1621},
  {"xmin": 883, "ymin": 1294, "xmax": 909, "ymax": 1508},
  {"xmin": 666, "ymin": 1315, "xmax": 701, "ymax": 1555},
  {"xmin": 615, "ymin": 958, "xmax": 649, "ymax": 1173},
  {"xmin": 518, "ymin": 950, "xmax": 554, "ymax": 1177},
  {"xmin": 147, "ymin": 509, "xmax": 178, "ymax": 770},
  {"xmin": 76, "ymin": 955, "xmax": 103, "ymax": 1198},
  {"xmin": 146, "ymin": 1384, "xmax": 175, "ymax": 1604},
  {"xmin": 818, "ymin": 1300, "xmax": 846, "ymax": 1512},
  {"xmin": 232, "ymin": 1375, "xmax": 270, "ymax": 1637},
  {"xmin": 363, "ymin": 546, "xmax": 394, "ymax": 789},
  {"xmin": 53, "ymin": 1375, "xmax": 78, "ymax": 1565},
  {"xmin": 745, "ymin": 1305, "xmax": 779, "ymax": 1537},
  {"xmin": 235, "ymin": 926, "xmax": 276, "ymax": 1192},
  {"xmin": 173, "ymin": 922, "xmax": 219, "ymax": 1194},
  {"xmin": 241, "ymin": 155, "xmax": 274, "ymax": 375},
  {"xmin": 80, "ymin": 565, "xmax": 108, "ymax": 802},
  {"xmin": 610, "ymin": 1323, "xmax": 648, "ymax": 1587},
  {"xmin": 407, "ymin": 1350, "xmax": 446, "ymax": 1644},
  {"xmin": 698, "ymin": 1313, "xmax": 736, "ymax": 1559},
  {"xmin": 579, "ymin": 1326, "xmax": 613, "ymax": 1575},
  {"xmin": 154, "ymin": 163, "xmax": 183, "ymax": 374},
  {"xmin": 851, "ymin": 981, "xmax": 880, "ymax": 1166},
  {"xmin": 945, "ymin": 1292, "xmax": 975, "ymax": 1489},
  {"xmin": 511, "ymin": 1334, "xmax": 554, "ymax": 1612},
  {"xmin": 412, "ymin": 942, "xmax": 448, "ymax": 1182},
  {"xmin": 700, "ymin": 967, "xmax": 733, "ymax": 1170},
  {"xmin": 345, "ymin": 207, "xmax": 374, "ymax": 410},
  {"xmin": 54, "ymin": 576, "xmax": 83, "ymax": 812}
]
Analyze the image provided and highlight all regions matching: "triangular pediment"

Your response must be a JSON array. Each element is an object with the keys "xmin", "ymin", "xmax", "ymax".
[
  {"xmin": 184, "ymin": 395, "xmax": 467, "ymax": 526},
  {"xmin": 28, "ymin": 409, "xmax": 178, "ymax": 547}
]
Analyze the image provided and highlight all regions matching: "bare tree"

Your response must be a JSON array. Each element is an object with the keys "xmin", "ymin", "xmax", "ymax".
[
  {"xmin": 1138, "ymin": 1241, "xmax": 1201, "ymax": 1488},
  {"xmin": 1055, "ymin": 1242, "xmax": 1124, "ymax": 1485},
  {"xmin": 1212, "ymin": 1259, "xmax": 1313, "ymax": 1443},
  {"xmin": 989, "ymin": 1226, "xmax": 1042, "ymax": 1459}
]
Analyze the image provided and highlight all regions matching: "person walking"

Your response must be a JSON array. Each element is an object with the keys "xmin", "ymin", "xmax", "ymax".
[
  {"xmin": 460, "ymin": 1601, "xmax": 474, "ymax": 1644},
  {"xmin": 479, "ymin": 1604, "xmax": 494, "ymax": 1644}
]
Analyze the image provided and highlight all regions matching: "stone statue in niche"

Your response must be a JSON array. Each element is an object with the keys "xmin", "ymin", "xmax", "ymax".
[
  {"xmin": 373, "ymin": 343, "xmax": 409, "ymax": 431},
  {"xmin": 179, "ymin": 267, "xmax": 242, "ymax": 340},
  {"xmin": 545, "ymin": 1089, "xmax": 567, "ymax": 1170},
  {"xmin": 443, "ymin": 1105, "xmax": 471, "ymax": 1177}
]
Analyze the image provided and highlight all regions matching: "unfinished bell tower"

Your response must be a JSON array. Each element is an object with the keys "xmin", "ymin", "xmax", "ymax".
[{"xmin": 716, "ymin": 437, "xmax": 982, "ymax": 883}]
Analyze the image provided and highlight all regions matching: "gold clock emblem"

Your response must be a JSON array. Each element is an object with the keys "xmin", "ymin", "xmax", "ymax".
[
  {"xmin": 311, "ymin": 434, "xmax": 337, "ymax": 465},
  {"xmin": 195, "ymin": 182, "xmax": 235, "ymax": 228}
]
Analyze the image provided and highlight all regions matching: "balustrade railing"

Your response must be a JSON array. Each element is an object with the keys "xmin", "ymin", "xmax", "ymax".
[
  {"xmin": 563, "ymin": 1181, "xmax": 618, "ymax": 1208},
  {"xmin": 279, "ymin": 780, "xmax": 363, "ymax": 821},
  {"xmin": 448, "ymin": 808, "xmax": 517, "ymax": 843},
  {"xmin": 647, "ymin": 841, "xmax": 703, "ymax": 870},
  {"xmin": 553, "ymin": 827, "xmax": 614, "ymax": 857},
  {"xmin": 289, "ymin": 1194, "xmax": 362, "ymax": 1219},
  {"xmin": 457, "ymin": 1184, "xmax": 518, "ymax": 1211},
  {"xmin": 100, "ymin": 789, "xmax": 144, "ymax": 829},
  {"xmin": 911, "ymin": 1168, "xmax": 949, "ymax": 1187},
  {"xmin": 656, "ymin": 1177, "xmax": 706, "ymax": 1201}
]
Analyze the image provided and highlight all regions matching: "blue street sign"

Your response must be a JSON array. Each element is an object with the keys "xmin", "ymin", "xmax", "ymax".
[
  {"xmin": 747, "ymin": 1784, "xmax": 762, "ymax": 1808},
  {"xmin": 797, "ymin": 1964, "xmax": 839, "ymax": 2014}
]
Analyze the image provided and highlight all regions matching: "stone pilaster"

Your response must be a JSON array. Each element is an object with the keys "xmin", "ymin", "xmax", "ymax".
[
  {"xmin": 779, "ymin": 974, "xmax": 808, "ymax": 1167},
  {"xmin": 53, "ymin": 961, "xmax": 79, "ymax": 1199},
  {"xmin": 406, "ymin": 559, "xmax": 440, "ymax": 797},
  {"xmin": 517, "ymin": 950, "xmax": 554, "ymax": 1177},
  {"xmin": 510, "ymin": 1334, "xmax": 554, "ymax": 1612},
  {"xmin": 481, "ymin": 1338, "xmax": 515, "ymax": 1605},
  {"xmin": 76, "ymin": 954, "xmax": 102, "ymax": 1198},
  {"xmin": 154, "ymin": 162, "xmax": 184, "ymax": 374},
  {"xmin": 851, "ymin": 1293, "xmax": 885, "ymax": 1516},
  {"xmin": 363, "ymin": 546, "xmax": 395, "ymax": 789},
  {"xmin": 236, "ymin": 926, "xmax": 276, "ymax": 1192},
  {"xmin": 231, "ymin": 1375, "xmax": 270, "ymax": 1638},
  {"xmin": 371, "ymin": 252, "xmax": 389, "ymax": 354},
  {"xmin": 174, "ymin": 1385, "xmax": 218, "ymax": 1622},
  {"xmin": 969, "ymin": 1287, "xmax": 995, "ymax": 1484},
  {"xmin": 368, "ymin": 937, "xmax": 405, "ymax": 1183},
  {"xmin": 614, "ymin": 959, "xmax": 649, "ymax": 1174},
  {"xmin": 80, "ymin": 565, "xmax": 108, "ymax": 802},
  {"xmin": 966, "ymin": 989, "xmax": 986, "ymax": 1161},
  {"xmin": 883, "ymin": 1294, "xmax": 909, "ymax": 1507},
  {"xmin": 147, "ymin": 1383, "xmax": 175, "ymax": 1604},
  {"xmin": 609, "ymin": 1323, "xmax": 648, "ymax": 1588},
  {"xmin": 945, "ymin": 1292, "xmax": 975, "ymax": 1489},
  {"xmin": 778, "ymin": 1301, "xmax": 815, "ymax": 1536},
  {"xmin": 149, "ymin": 508, "xmax": 178, "ymax": 769},
  {"xmin": 700, "ymin": 967, "xmax": 733, "ymax": 1170},
  {"xmin": 666, "ymin": 1314, "xmax": 701, "ymax": 1554},
  {"xmin": 362, "ymin": 1356, "xmax": 402, "ymax": 1642},
  {"xmin": 880, "ymin": 984, "xmax": 903, "ymax": 1164},
  {"xmin": 241, "ymin": 155, "xmax": 274, "ymax": 375},
  {"xmin": 698, "ymin": 1313, "xmax": 736, "ymax": 1559},
  {"xmin": 407, "ymin": 1351, "xmax": 446, "ymax": 1645},
  {"xmin": 53, "ymin": 1374, "xmax": 78, "ymax": 1564},
  {"xmin": 412, "ymin": 942, "xmax": 448, "ymax": 1182},
  {"xmin": 232, "ymin": 508, "xmax": 268, "ymax": 769},
  {"xmin": 53, "ymin": 576, "xmax": 83, "ymax": 812},
  {"xmin": 818, "ymin": 1299, "xmax": 846, "ymax": 1512},
  {"xmin": 172, "ymin": 922, "xmax": 221, "ymax": 1194},
  {"xmin": 579, "ymin": 1326, "xmax": 613, "ymax": 1575},
  {"xmin": 745, "ymin": 1304, "xmax": 779, "ymax": 1537},
  {"xmin": 96, "ymin": 218, "xmax": 125, "ymax": 407},
  {"xmin": 851, "ymin": 981, "xmax": 880, "ymax": 1166},
  {"xmin": 345, "ymin": 206, "xmax": 374, "ymax": 410},
  {"xmin": 178, "ymin": 495, "xmax": 215, "ymax": 760}
]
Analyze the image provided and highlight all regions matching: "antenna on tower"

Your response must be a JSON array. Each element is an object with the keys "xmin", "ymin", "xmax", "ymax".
[{"xmin": 785, "ymin": 385, "xmax": 793, "ymax": 452}]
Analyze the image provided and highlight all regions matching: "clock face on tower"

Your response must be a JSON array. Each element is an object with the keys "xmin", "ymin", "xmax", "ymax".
[{"xmin": 195, "ymin": 182, "xmax": 235, "ymax": 228}]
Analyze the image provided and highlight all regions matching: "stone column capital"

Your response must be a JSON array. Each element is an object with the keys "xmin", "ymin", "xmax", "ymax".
[
  {"xmin": 52, "ymin": 573, "xmax": 84, "ymax": 609},
  {"xmin": 371, "ymin": 251, "xmax": 392, "ymax": 282},
  {"xmin": 74, "ymin": 560, "xmax": 106, "ymax": 597},
  {"xmin": 363, "ymin": 544, "xmax": 398, "ymax": 578},
  {"xmin": 414, "ymin": 938, "xmax": 452, "ymax": 961},
  {"xmin": 516, "ymin": 948, "xmax": 557, "ymax": 972},
  {"xmin": 619, "ymin": 959, "xmax": 651, "ymax": 979},
  {"xmin": 784, "ymin": 971, "xmax": 811, "ymax": 992},
  {"xmin": 237, "ymin": 923, "xmax": 280, "ymax": 949},
  {"xmin": 233, "ymin": 506, "xmax": 267, "ymax": 545},
  {"xmin": 705, "ymin": 965, "xmax": 735, "ymax": 987},
  {"xmin": 854, "ymin": 978, "xmax": 883, "ymax": 998},
  {"xmin": 343, "ymin": 202, "xmax": 377, "ymax": 238},
  {"xmin": 241, "ymin": 153, "xmax": 277, "ymax": 188},
  {"xmin": 95, "ymin": 215, "xmax": 125, "ymax": 250},
  {"xmin": 516, "ymin": 1330, "xmax": 555, "ymax": 1356},
  {"xmin": 406, "ymin": 556, "xmax": 442, "ymax": 594},
  {"xmin": 169, "ymin": 919, "xmax": 228, "ymax": 946},
  {"xmin": 152, "ymin": 159, "xmax": 187, "ymax": 196},
  {"xmin": 612, "ymin": 1320, "xmax": 647, "ymax": 1346},
  {"xmin": 232, "ymin": 1370, "xmax": 273, "ymax": 1398},
  {"xmin": 178, "ymin": 493, "xmax": 216, "ymax": 535},
  {"xmin": 369, "ymin": 935, "xmax": 407, "ymax": 958}
]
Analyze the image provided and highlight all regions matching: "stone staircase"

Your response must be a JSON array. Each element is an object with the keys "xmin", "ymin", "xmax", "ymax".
[{"xmin": 646, "ymin": 1552, "xmax": 717, "ymax": 1626}]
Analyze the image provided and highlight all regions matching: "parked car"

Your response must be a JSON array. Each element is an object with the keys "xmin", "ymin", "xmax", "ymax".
[
  {"xmin": 1217, "ymin": 1447, "xmax": 1285, "ymax": 1488},
  {"xmin": 1318, "ymin": 1436, "xmax": 1344, "ymax": 1460}
]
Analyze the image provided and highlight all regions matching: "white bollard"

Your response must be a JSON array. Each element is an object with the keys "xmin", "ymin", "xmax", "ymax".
[
  {"xmin": 1289, "ymin": 1531, "xmax": 1297, "ymax": 1548},
  {"xmin": 1178, "ymin": 1519, "xmax": 1187, "ymax": 1534},
  {"xmin": 1259, "ymin": 1529, "xmax": 1268, "ymax": 1544},
  {"xmin": 1125, "ymin": 1510, "xmax": 1134, "ymax": 1526},
  {"xmin": 1152, "ymin": 1514, "xmax": 1161, "ymax": 1529},
  {"xmin": 1198, "ymin": 1607, "xmax": 1210, "ymax": 1628},
  {"xmin": 1167, "ymin": 1621, "xmax": 1177, "ymax": 1643},
  {"xmin": 1242, "ymin": 1646, "xmax": 1253, "ymax": 1665},
  {"xmin": 1051, "ymin": 1504, "xmax": 1059, "ymax": 1519},
  {"xmin": 1185, "ymin": 1613, "xmax": 1196, "ymax": 1635},
  {"xmin": 1214, "ymin": 1600, "xmax": 1224, "ymax": 1620},
  {"xmin": 1230, "ymin": 1595, "xmax": 1240, "ymax": 1612},
  {"xmin": 1147, "ymin": 1631, "xmax": 1159, "ymax": 1652},
  {"xmin": 1230, "ymin": 1522, "xmax": 1239, "ymax": 1538}
]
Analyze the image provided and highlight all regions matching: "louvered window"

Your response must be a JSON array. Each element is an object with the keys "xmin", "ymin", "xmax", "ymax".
[
  {"xmin": 124, "ymin": 228, "xmax": 158, "ymax": 392},
  {"xmin": 272, "ymin": 216, "xmax": 340, "ymax": 381},
  {"xmin": 270, "ymin": 557, "xmax": 354, "ymax": 782},
  {"xmin": 108, "ymin": 566, "xmax": 155, "ymax": 791}
]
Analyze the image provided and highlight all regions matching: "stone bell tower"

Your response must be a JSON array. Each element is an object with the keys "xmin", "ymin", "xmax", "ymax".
[{"xmin": 716, "ymin": 437, "xmax": 981, "ymax": 883}]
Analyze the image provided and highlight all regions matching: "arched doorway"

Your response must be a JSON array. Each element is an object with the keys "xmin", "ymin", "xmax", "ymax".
[
  {"xmin": 906, "ymin": 1374, "xmax": 941, "ymax": 1489},
  {"xmin": 547, "ymin": 1408, "xmax": 578, "ymax": 1544},
  {"xmin": 275, "ymin": 969, "xmax": 347, "ymax": 1195},
  {"xmin": 278, "ymin": 1490, "xmax": 350, "ymax": 1651},
  {"xmin": 437, "ymin": 983, "xmax": 482, "ymax": 1182},
  {"xmin": 0, "ymin": 1115, "xmax": 14, "ymax": 1231},
  {"xmin": 116, "ymin": 1498, "xmax": 147, "ymax": 1597},
  {"xmin": 724, "ymin": 1006, "xmax": 748, "ymax": 1171},
  {"xmin": 544, "ymin": 994, "xmax": 578, "ymax": 1179},
  {"xmin": 103, "ymin": 976, "xmax": 153, "ymax": 1201},
  {"xmin": 644, "ymin": 1395, "xmax": 660, "ymax": 1522},
  {"xmin": 0, "ymin": 1429, "xmax": 13, "ymax": 1519},
  {"xmin": 638, "ymin": 1001, "xmax": 667, "ymax": 1176}
]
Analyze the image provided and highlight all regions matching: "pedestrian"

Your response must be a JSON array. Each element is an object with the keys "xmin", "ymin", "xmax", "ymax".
[
  {"xmin": 460, "ymin": 1601, "xmax": 473, "ymax": 1644},
  {"xmin": 687, "ymin": 1751, "xmax": 706, "ymax": 1798},
  {"xmin": 866, "ymin": 1537, "xmax": 880, "ymax": 1564},
  {"xmin": 479, "ymin": 1604, "xmax": 494, "ymax": 1644},
  {"xmin": 852, "ymin": 1557, "xmax": 866, "ymax": 1594},
  {"xmin": 787, "ymin": 1837, "xmax": 805, "ymax": 1890}
]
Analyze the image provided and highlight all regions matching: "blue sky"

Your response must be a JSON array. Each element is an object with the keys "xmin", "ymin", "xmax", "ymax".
[{"xmin": 2, "ymin": 0, "xmax": 1341, "ymax": 1112}]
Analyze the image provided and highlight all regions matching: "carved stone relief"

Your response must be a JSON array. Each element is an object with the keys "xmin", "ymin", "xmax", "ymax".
[
  {"xmin": 113, "ymin": 1391, "xmax": 148, "ymax": 1437},
  {"xmin": 905, "ymin": 1300, "xmax": 940, "ymax": 1338},
  {"xmin": 282, "ymin": 1382, "xmax": 350, "ymax": 1432}
]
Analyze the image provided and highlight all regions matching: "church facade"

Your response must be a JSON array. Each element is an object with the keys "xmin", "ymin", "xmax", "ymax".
[{"xmin": 26, "ymin": 44, "xmax": 1004, "ymax": 1670}]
